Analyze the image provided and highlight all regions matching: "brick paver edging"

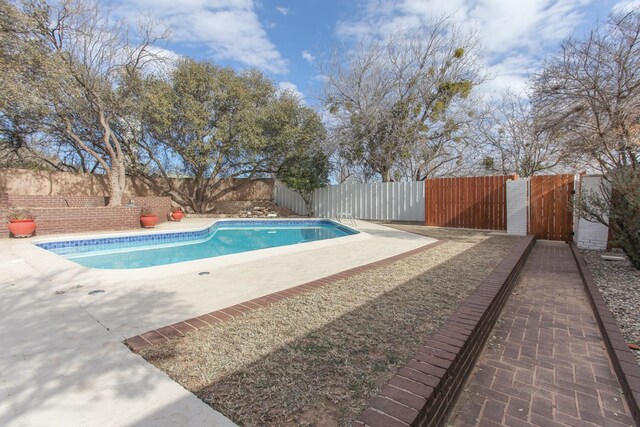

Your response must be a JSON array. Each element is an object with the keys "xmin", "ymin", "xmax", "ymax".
[
  {"xmin": 125, "ymin": 239, "xmax": 447, "ymax": 351},
  {"xmin": 355, "ymin": 234, "xmax": 536, "ymax": 427},
  {"xmin": 569, "ymin": 242, "xmax": 640, "ymax": 425}
]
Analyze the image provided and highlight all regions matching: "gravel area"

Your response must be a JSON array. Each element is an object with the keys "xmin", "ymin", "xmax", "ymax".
[
  {"xmin": 139, "ymin": 227, "xmax": 521, "ymax": 426},
  {"xmin": 582, "ymin": 249, "xmax": 640, "ymax": 365}
]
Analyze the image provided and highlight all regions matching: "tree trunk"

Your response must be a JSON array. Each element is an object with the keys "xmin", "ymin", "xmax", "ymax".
[
  {"xmin": 106, "ymin": 162, "xmax": 126, "ymax": 207},
  {"xmin": 301, "ymin": 192, "xmax": 314, "ymax": 217}
]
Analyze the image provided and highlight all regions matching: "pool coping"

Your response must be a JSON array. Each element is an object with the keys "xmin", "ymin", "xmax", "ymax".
[
  {"xmin": 355, "ymin": 234, "xmax": 536, "ymax": 427},
  {"xmin": 569, "ymin": 243, "xmax": 640, "ymax": 425},
  {"xmin": 124, "ymin": 239, "xmax": 447, "ymax": 351},
  {"xmin": 34, "ymin": 218, "xmax": 359, "ymax": 264},
  {"xmin": 17, "ymin": 218, "xmax": 372, "ymax": 284},
  {"xmin": 33, "ymin": 218, "xmax": 358, "ymax": 247}
]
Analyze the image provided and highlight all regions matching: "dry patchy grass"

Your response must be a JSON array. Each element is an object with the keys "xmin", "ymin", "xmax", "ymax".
[{"xmin": 139, "ymin": 227, "xmax": 521, "ymax": 426}]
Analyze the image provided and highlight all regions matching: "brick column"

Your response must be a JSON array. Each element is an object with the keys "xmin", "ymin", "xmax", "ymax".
[
  {"xmin": 0, "ymin": 193, "xmax": 8, "ymax": 238},
  {"xmin": 506, "ymin": 179, "xmax": 528, "ymax": 236}
]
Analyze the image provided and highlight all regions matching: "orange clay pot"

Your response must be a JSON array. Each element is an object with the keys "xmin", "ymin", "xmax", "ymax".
[
  {"xmin": 140, "ymin": 214, "xmax": 158, "ymax": 228},
  {"xmin": 171, "ymin": 210, "xmax": 184, "ymax": 221},
  {"xmin": 8, "ymin": 219, "xmax": 37, "ymax": 237}
]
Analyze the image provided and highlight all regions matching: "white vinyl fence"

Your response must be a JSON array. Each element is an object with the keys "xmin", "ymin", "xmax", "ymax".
[{"xmin": 274, "ymin": 180, "xmax": 425, "ymax": 222}]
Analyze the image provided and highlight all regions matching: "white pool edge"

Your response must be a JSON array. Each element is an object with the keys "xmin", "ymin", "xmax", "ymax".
[
  {"xmin": 30, "ymin": 217, "xmax": 356, "ymax": 244},
  {"xmin": 15, "ymin": 218, "xmax": 371, "ymax": 285}
]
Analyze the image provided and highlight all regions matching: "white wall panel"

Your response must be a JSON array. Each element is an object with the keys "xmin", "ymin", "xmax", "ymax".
[{"xmin": 273, "ymin": 181, "xmax": 425, "ymax": 221}]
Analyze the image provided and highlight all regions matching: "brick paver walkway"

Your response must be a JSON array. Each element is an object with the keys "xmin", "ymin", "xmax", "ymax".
[{"xmin": 449, "ymin": 241, "xmax": 636, "ymax": 427}]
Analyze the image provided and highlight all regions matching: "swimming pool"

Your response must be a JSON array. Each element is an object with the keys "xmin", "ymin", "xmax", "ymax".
[{"xmin": 35, "ymin": 220, "xmax": 359, "ymax": 269}]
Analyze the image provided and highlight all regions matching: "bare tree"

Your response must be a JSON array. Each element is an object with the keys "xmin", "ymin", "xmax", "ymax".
[
  {"xmin": 400, "ymin": 93, "xmax": 485, "ymax": 180},
  {"xmin": 0, "ymin": 0, "xmax": 167, "ymax": 205},
  {"xmin": 475, "ymin": 90, "xmax": 571, "ymax": 177},
  {"xmin": 533, "ymin": 12, "xmax": 640, "ymax": 173},
  {"xmin": 322, "ymin": 19, "xmax": 485, "ymax": 182},
  {"xmin": 532, "ymin": 11, "xmax": 640, "ymax": 266}
]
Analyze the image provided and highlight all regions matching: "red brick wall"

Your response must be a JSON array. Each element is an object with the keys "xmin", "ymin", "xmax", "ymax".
[
  {"xmin": 29, "ymin": 207, "xmax": 140, "ymax": 236},
  {"xmin": 0, "ymin": 193, "xmax": 8, "ymax": 238},
  {"xmin": 127, "ymin": 196, "xmax": 172, "ymax": 223},
  {"xmin": 2, "ymin": 194, "xmax": 172, "ymax": 237}
]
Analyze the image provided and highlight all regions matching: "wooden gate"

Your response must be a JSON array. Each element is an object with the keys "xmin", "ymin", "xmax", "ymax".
[
  {"xmin": 529, "ymin": 174, "xmax": 575, "ymax": 241},
  {"xmin": 425, "ymin": 175, "xmax": 515, "ymax": 230}
]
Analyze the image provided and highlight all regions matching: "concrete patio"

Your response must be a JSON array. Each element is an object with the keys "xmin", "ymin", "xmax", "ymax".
[{"xmin": 0, "ymin": 219, "xmax": 434, "ymax": 426}]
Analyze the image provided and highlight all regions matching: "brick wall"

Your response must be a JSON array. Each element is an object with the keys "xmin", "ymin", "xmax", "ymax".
[
  {"xmin": 3, "ymin": 194, "xmax": 172, "ymax": 237},
  {"xmin": 0, "ymin": 193, "xmax": 8, "ymax": 238},
  {"xmin": 29, "ymin": 207, "xmax": 140, "ymax": 236},
  {"xmin": 127, "ymin": 196, "xmax": 172, "ymax": 222}
]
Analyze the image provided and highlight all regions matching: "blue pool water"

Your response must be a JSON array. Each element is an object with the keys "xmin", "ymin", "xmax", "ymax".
[{"xmin": 35, "ymin": 220, "xmax": 358, "ymax": 269}]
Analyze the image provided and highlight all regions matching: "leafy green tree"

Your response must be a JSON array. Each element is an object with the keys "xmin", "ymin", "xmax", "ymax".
[
  {"xmin": 136, "ymin": 59, "xmax": 326, "ymax": 213},
  {"xmin": 277, "ymin": 150, "xmax": 330, "ymax": 217},
  {"xmin": 0, "ymin": 0, "xmax": 63, "ymax": 170}
]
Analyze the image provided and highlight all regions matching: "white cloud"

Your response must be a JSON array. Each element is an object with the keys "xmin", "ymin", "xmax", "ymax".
[
  {"xmin": 336, "ymin": 0, "xmax": 595, "ymax": 96},
  {"xmin": 276, "ymin": 6, "xmax": 289, "ymax": 16},
  {"xmin": 278, "ymin": 81, "xmax": 305, "ymax": 101},
  {"xmin": 613, "ymin": 0, "xmax": 640, "ymax": 12},
  {"xmin": 112, "ymin": 0, "xmax": 288, "ymax": 74},
  {"xmin": 143, "ymin": 46, "xmax": 183, "ymax": 76},
  {"xmin": 480, "ymin": 55, "xmax": 534, "ymax": 97},
  {"xmin": 302, "ymin": 50, "xmax": 316, "ymax": 63},
  {"xmin": 147, "ymin": 46, "xmax": 183, "ymax": 62}
]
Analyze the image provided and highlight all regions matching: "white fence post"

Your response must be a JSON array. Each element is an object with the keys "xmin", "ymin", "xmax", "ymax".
[
  {"xmin": 506, "ymin": 179, "xmax": 528, "ymax": 236},
  {"xmin": 575, "ymin": 175, "xmax": 609, "ymax": 250}
]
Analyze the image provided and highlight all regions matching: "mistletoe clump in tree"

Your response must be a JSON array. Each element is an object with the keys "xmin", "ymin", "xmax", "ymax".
[{"xmin": 323, "ymin": 18, "xmax": 484, "ymax": 182}]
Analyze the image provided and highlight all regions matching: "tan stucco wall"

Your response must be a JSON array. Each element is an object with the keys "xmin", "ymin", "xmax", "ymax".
[
  {"xmin": 0, "ymin": 168, "xmax": 116, "ymax": 196},
  {"xmin": 0, "ymin": 169, "xmax": 274, "ymax": 201}
]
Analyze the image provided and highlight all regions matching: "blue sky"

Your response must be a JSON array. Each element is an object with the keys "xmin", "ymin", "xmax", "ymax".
[{"xmin": 109, "ymin": 0, "xmax": 639, "ymax": 104}]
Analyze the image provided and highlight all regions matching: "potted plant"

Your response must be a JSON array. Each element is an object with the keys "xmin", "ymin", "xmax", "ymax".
[
  {"xmin": 140, "ymin": 206, "xmax": 158, "ymax": 228},
  {"xmin": 171, "ymin": 207, "xmax": 184, "ymax": 221},
  {"xmin": 7, "ymin": 208, "xmax": 37, "ymax": 237}
]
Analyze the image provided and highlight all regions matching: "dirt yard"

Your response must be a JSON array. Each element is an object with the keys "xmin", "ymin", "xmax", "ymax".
[{"xmin": 138, "ymin": 226, "xmax": 522, "ymax": 426}]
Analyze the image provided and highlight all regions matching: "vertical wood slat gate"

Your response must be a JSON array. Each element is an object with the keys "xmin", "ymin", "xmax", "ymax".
[
  {"xmin": 424, "ymin": 175, "xmax": 516, "ymax": 230},
  {"xmin": 529, "ymin": 174, "xmax": 575, "ymax": 241}
]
